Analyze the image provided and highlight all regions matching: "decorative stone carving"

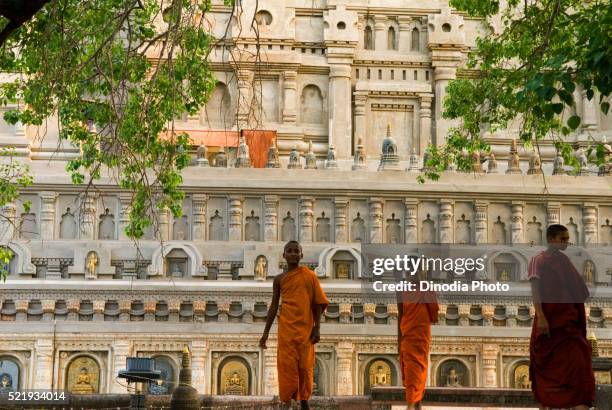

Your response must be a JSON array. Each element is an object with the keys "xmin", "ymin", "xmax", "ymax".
[
  {"xmin": 511, "ymin": 202, "xmax": 524, "ymax": 244},
  {"xmin": 287, "ymin": 146, "xmax": 302, "ymax": 169},
  {"xmin": 304, "ymin": 141, "xmax": 318, "ymax": 169},
  {"xmin": 492, "ymin": 216, "xmax": 507, "ymax": 244},
  {"xmin": 368, "ymin": 198, "xmax": 383, "ymax": 243},
  {"xmin": 404, "ymin": 199, "xmax": 418, "ymax": 243},
  {"xmin": 474, "ymin": 201, "xmax": 488, "ymax": 244},
  {"xmin": 378, "ymin": 124, "xmax": 400, "ymax": 171},
  {"xmin": 553, "ymin": 150, "xmax": 565, "ymax": 175},
  {"xmin": 281, "ymin": 211, "xmax": 296, "ymax": 241},
  {"xmin": 421, "ymin": 214, "xmax": 435, "ymax": 244},
  {"xmin": 265, "ymin": 141, "xmax": 280, "ymax": 168},
  {"xmin": 245, "ymin": 210, "xmax": 261, "ymax": 241},
  {"xmin": 408, "ymin": 148, "xmax": 420, "ymax": 172},
  {"xmin": 506, "ymin": 139, "xmax": 522, "ymax": 174},
  {"xmin": 471, "ymin": 151, "xmax": 483, "ymax": 173},
  {"xmin": 235, "ymin": 136, "xmax": 251, "ymax": 168},
  {"xmin": 352, "ymin": 138, "xmax": 366, "ymax": 170},
  {"xmin": 527, "ymin": 151, "xmax": 543, "ymax": 175},
  {"xmin": 325, "ymin": 145, "xmax": 338, "ymax": 169},
  {"xmin": 191, "ymin": 194, "xmax": 207, "ymax": 241},
  {"xmin": 254, "ymin": 255, "xmax": 267, "ymax": 281},
  {"xmin": 315, "ymin": 212, "xmax": 331, "ymax": 242},
  {"xmin": 385, "ymin": 213, "xmax": 401, "ymax": 244},
  {"xmin": 147, "ymin": 243, "xmax": 207, "ymax": 277},
  {"xmin": 66, "ymin": 356, "xmax": 100, "ymax": 394},
  {"xmin": 39, "ymin": 191, "xmax": 57, "ymax": 240},
  {"xmin": 263, "ymin": 196, "xmax": 279, "ymax": 241},
  {"xmin": 209, "ymin": 210, "xmax": 224, "ymax": 240},
  {"xmin": 575, "ymin": 146, "xmax": 589, "ymax": 175},
  {"xmin": 333, "ymin": 197, "xmax": 348, "ymax": 243},
  {"xmin": 582, "ymin": 204, "xmax": 598, "ymax": 246},
  {"xmin": 196, "ymin": 145, "xmax": 209, "ymax": 167},
  {"xmin": 228, "ymin": 197, "xmax": 243, "ymax": 241},
  {"xmin": 299, "ymin": 197, "xmax": 314, "ymax": 242},
  {"xmin": 439, "ymin": 200, "xmax": 454, "ymax": 244},
  {"xmin": 214, "ymin": 147, "xmax": 227, "ymax": 167},
  {"xmin": 98, "ymin": 208, "xmax": 115, "ymax": 240},
  {"xmin": 599, "ymin": 140, "xmax": 612, "ymax": 176},
  {"xmin": 85, "ymin": 251, "xmax": 99, "ymax": 279},
  {"xmin": 487, "ymin": 153, "xmax": 498, "ymax": 174},
  {"xmin": 60, "ymin": 207, "xmax": 77, "ymax": 239},
  {"xmin": 351, "ymin": 212, "xmax": 366, "ymax": 243}
]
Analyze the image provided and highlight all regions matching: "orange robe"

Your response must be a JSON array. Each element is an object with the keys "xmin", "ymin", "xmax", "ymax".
[
  {"xmin": 399, "ymin": 290, "xmax": 438, "ymax": 405},
  {"xmin": 277, "ymin": 266, "xmax": 329, "ymax": 402}
]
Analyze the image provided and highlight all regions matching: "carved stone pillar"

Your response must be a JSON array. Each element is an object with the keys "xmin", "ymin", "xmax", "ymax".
[
  {"xmin": 506, "ymin": 305, "xmax": 517, "ymax": 327},
  {"xmin": 581, "ymin": 89, "xmax": 598, "ymax": 131},
  {"xmin": 34, "ymin": 339, "xmax": 54, "ymax": 389},
  {"xmin": 191, "ymin": 340, "xmax": 209, "ymax": 393},
  {"xmin": 119, "ymin": 300, "xmax": 131, "ymax": 321},
  {"xmin": 93, "ymin": 300, "xmax": 105, "ymax": 321},
  {"xmin": 353, "ymin": 92, "xmax": 367, "ymax": 153},
  {"xmin": 299, "ymin": 197, "xmax": 314, "ymax": 242},
  {"xmin": 419, "ymin": 95, "xmax": 433, "ymax": 154},
  {"xmin": 482, "ymin": 344, "xmax": 499, "ymax": 387},
  {"xmin": 482, "ymin": 305, "xmax": 494, "ymax": 326},
  {"xmin": 81, "ymin": 194, "xmax": 96, "ymax": 240},
  {"xmin": 0, "ymin": 203, "xmax": 16, "ymax": 242},
  {"xmin": 398, "ymin": 16, "xmax": 412, "ymax": 53},
  {"xmin": 368, "ymin": 198, "xmax": 383, "ymax": 243},
  {"xmin": 339, "ymin": 303, "xmax": 352, "ymax": 324},
  {"xmin": 511, "ymin": 202, "xmax": 525, "ymax": 244},
  {"xmin": 437, "ymin": 304, "xmax": 447, "ymax": 325},
  {"xmin": 374, "ymin": 16, "xmax": 387, "ymax": 50},
  {"xmin": 15, "ymin": 299, "xmax": 27, "ymax": 321},
  {"xmin": 158, "ymin": 209, "xmax": 170, "ymax": 241},
  {"xmin": 458, "ymin": 304, "xmax": 469, "ymax": 326},
  {"xmin": 118, "ymin": 193, "xmax": 132, "ymax": 240},
  {"xmin": 39, "ymin": 192, "xmax": 57, "ymax": 240},
  {"xmin": 228, "ymin": 197, "xmax": 243, "ymax": 241},
  {"xmin": 364, "ymin": 303, "xmax": 375, "ymax": 324},
  {"xmin": 404, "ymin": 199, "xmax": 418, "ymax": 243},
  {"xmin": 432, "ymin": 66, "xmax": 457, "ymax": 145},
  {"xmin": 192, "ymin": 194, "xmax": 208, "ymax": 241},
  {"xmin": 146, "ymin": 300, "xmax": 158, "ymax": 321},
  {"xmin": 111, "ymin": 340, "xmax": 130, "ymax": 393},
  {"xmin": 603, "ymin": 307, "xmax": 612, "ymax": 328},
  {"xmin": 336, "ymin": 341, "xmax": 354, "ymax": 395},
  {"xmin": 282, "ymin": 71, "xmax": 297, "ymax": 124},
  {"xmin": 546, "ymin": 202, "xmax": 561, "ymax": 227},
  {"xmin": 438, "ymin": 200, "xmax": 454, "ymax": 244},
  {"xmin": 263, "ymin": 340, "xmax": 279, "ymax": 395},
  {"xmin": 236, "ymin": 70, "xmax": 253, "ymax": 127},
  {"xmin": 334, "ymin": 197, "xmax": 348, "ymax": 243},
  {"xmin": 474, "ymin": 201, "xmax": 488, "ymax": 245},
  {"xmin": 583, "ymin": 203, "xmax": 598, "ymax": 246},
  {"xmin": 328, "ymin": 64, "xmax": 353, "ymax": 159},
  {"xmin": 264, "ymin": 195, "xmax": 279, "ymax": 241},
  {"xmin": 42, "ymin": 299, "xmax": 55, "ymax": 322}
]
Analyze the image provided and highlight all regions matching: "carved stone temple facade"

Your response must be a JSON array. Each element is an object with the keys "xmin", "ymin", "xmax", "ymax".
[{"xmin": 1, "ymin": 0, "xmax": 611, "ymax": 399}]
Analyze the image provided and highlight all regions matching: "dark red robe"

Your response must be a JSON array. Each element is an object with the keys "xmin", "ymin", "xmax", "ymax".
[{"xmin": 528, "ymin": 250, "xmax": 595, "ymax": 408}]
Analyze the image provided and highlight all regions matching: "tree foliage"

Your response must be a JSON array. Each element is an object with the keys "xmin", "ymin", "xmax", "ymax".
[
  {"xmin": 0, "ymin": 148, "xmax": 32, "ymax": 280},
  {"xmin": 0, "ymin": 0, "xmax": 222, "ymax": 239},
  {"xmin": 428, "ymin": 0, "xmax": 612, "ymax": 174}
]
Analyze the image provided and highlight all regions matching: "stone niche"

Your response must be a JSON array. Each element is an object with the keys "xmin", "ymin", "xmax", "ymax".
[
  {"xmin": 238, "ymin": 244, "xmax": 280, "ymax": 280},
  {"xmin": 431, "ymin": 356, "xmax": 475, "ymax": 387},
  {"xmin": 505, "ymin": 359, "xmax": 531, "ymax": 389},
  {"xmin": 147, "ymin": 243, "xmax": 207, "ymax": 278},
  {"xmin": 59, "ymin": 351, "xmax": 107, "ymax": 394},
  {"xmin": 313, "ymin": 351, "xmax": 334, "ymax": 396},
  {"xmin": 365, "ymin": 101, "xmax": 415, "ymax": 160},
  {"xmin": 211, "ymin": 352, "xmax": 258, "ymax": 396},
  {"xmin": 315, "ymin": 246, "xmax": 362, "ymax": 279},
  {"xmin": 135, "ymin": 353, "xmax": 180, "ymax": 395},
  {"xmin": 359, "ymin": 356, "xmax": 399, "ymax": 394},
  {"xmin": 0, "ymin": 352, "xmax": 29, "ymax": 392},
  {"xmin": 68, "ymin": 244, "xmax": 114, "ymax": 280}
]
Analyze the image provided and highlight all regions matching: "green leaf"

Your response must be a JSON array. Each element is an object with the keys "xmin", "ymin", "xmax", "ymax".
[{"xmin": 567, "ymin": 115, "xmax": 581, "ymax": 130}]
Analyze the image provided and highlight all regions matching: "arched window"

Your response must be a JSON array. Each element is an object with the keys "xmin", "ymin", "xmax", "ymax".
[
  {"xmin": 411, "ymin": 28, "xmax": 420, "ymax": 51},
  {"xmin": 364, "ymin": 26, "xmax": 373, "ymax": 50},
  {"xmin": 387, "ymin": 27, "xmax": 397, "ymax": 50},
  {"xmin": 202, "ymin": 82, "xmax": 232, "ymax": 127}
]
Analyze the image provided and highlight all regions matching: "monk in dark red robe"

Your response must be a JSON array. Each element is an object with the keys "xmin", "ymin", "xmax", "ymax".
[
  {"xmin": 529, "ymin": 224, "xmax": 594, "ymax": 410},
  {"xmin": 260, "ymin": 241, "xmax": 329, "ymax": 410},
  {"xmin": 397, "ymin": 270, "xmax": 438, "ymax": 410}
]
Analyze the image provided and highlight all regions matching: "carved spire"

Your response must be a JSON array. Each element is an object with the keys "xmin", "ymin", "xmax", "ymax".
[
  {"xmin": 325, "ymin": 144, "xmax": 338, "ymax": 169},
  {"xmin": 505, "ymin": 139, "xmax": 522, "ymax": 174},
  {"xmin": 352, "ymin": 137, "xmax": 367, "ymax": 170},
  {"xmin": 487, "ymin": 153, "xmax": 498, "ymax": 174},
  {"xmin": 288, "ymin": 145, "xmax": 303, "ymax": 169},
  {"xmin": 379, "ymin": 124, "xmax": 400, "ymax": 171},
  {"xmin": 408, "ymin": 147, "xmax": 420, "ymax": 172},
  {"xmin": 235, "ymin": 136, "xmax": 251, "ymax": 168},
  {"xmin": 196, "ymin": 144, "xmax": 209, "ymax": 167},
  {"xmin": 305, "ymin": 140, "xmax": 317, "ymax": 169},
  {"xmin": 265, "ymin": 139, "xmax": 280, "ymax": 168},
  {"xmin": 527, "ymin": 150, "xmax": 543, "ymax": 175},
  {"xmin": 214, "ymin": 146, "xmax": 227, "ymax": 167}
]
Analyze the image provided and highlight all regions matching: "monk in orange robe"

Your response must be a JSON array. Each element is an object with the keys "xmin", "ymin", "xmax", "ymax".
[
  {"xmin": 397, "ymin": 270, "xmax": 438, "ymax": 410},
  {"xmin": 529, "ymin": 224, "xmax": 594, "ymax": 410},
  {"xmin": 260, "ymin": 241, "xmax": 329, "ymax": 410}
]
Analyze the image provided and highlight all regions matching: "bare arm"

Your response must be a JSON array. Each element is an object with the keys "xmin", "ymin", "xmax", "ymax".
[
  {"xmin": 530, "ymin": 278, "xmax": 549, "ymax": 336},
  {"xmin": 310, "ymin": 304, "xmax": 323, "ymax": 344},
  {"xmin": 259, "ymin": 275, "xmax": 281, "ymax": 348}
]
